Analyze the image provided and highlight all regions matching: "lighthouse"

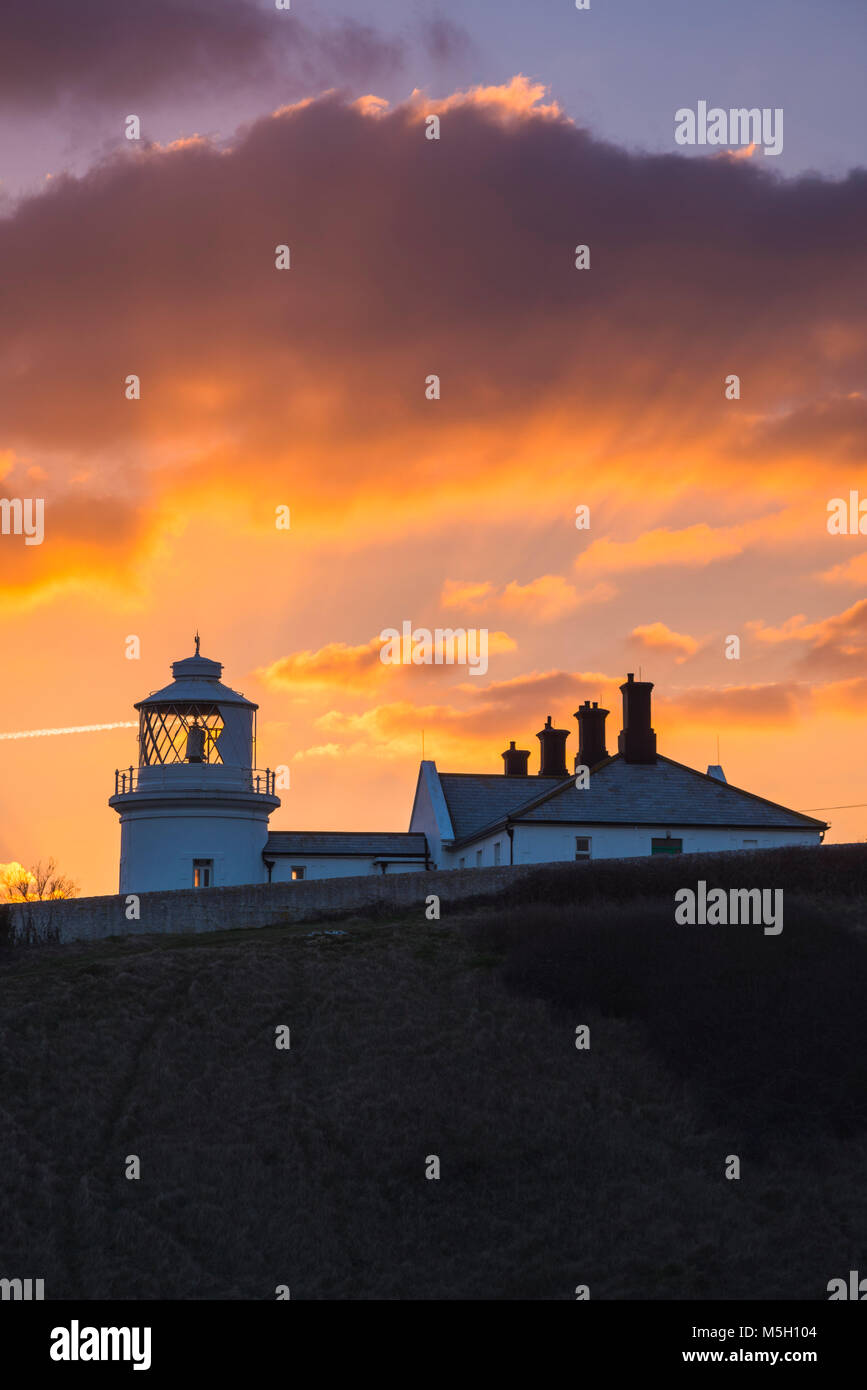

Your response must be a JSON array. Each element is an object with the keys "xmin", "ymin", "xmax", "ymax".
[{"xmin": 109, "ymin": 638, "xmax": 280, "ymax": 893}]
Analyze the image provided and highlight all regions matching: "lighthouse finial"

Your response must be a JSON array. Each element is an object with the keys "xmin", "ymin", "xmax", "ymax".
[{"xmin": 195, "ymin": 630, "xmax": 200, "ymax": 656}]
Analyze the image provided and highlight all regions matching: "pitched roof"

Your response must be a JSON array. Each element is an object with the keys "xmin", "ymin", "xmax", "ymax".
[
  {"xmin": 264, "ymin": 831, "xmax": 428, "ymax": 858},
  {"xmin": 442, "ymin": 755, "xmax": 827, "ymax": 847},
  {"xmin": 438, "ymin": 773, "xmax": 568, "ymax": 841}
]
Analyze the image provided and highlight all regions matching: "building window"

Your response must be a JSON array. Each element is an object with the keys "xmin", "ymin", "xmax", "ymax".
[
  {"xmin": 575, "ymin": 836, "xmax": 591, "ymax": 861},
  {"xmin": 193, "ymin": 858, "xmax": 213, "ymax": 887},
  {"xmin": 742, "ymin": 839, "xmax": 758, "ymax": 848},
  {"xmin": 475, "ymin": 850, "xmax": 483, "ymax": 867},
  {"xmin": 459, "ymin": 857, "xmax": 465, "ymax": 870},
  {"xmin": 291, "ymin": 866, "xmax": 305, "ymax": 881},
  {"xmin": 651, "ymin": 837, "xmax": 682, "ymax": 856},
  {"xmin": 494, "ymin": 841, "xmax": 501, "ymax": 865}
]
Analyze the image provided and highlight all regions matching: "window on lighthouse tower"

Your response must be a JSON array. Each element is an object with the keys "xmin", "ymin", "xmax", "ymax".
[{"xmin": 193, "ymin": 859, "xmax": 213, "ymax": 888}]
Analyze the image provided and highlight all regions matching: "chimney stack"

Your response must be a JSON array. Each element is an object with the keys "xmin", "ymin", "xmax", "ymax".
[
  {"xmin": 617, "ymin": 673, "xmax": 657, "ymax": 764},
  {"xmin": 574, "ymin": 700, "xmax": 609, "ymax": 770},
  {"xmin": 501, "ymin": 741, "xmax": 530, "ymax": 776},
  {"xmin": 536, "ymin": 715, "xmax": 570, "ymax": 777}
]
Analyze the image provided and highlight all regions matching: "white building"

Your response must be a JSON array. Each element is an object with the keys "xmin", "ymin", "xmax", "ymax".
[
  {"xmin": 263, "ymin": 832, "xmax": 428, "ymax": 882},
  {"xmin": 111, "ymin": 652, "xmax": 826, "ymax": 893},
  {"xmin": 409, "ymin": 674, "xmax": 827, "ymax": 867}
]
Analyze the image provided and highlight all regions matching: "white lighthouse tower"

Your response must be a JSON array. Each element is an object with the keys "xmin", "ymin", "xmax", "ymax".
[{"xmin": 109, "ymin": 638, "xmax": 280, "ymax": 893}]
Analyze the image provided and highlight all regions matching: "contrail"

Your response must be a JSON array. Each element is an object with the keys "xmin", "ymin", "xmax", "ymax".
[{"xmin": 0, "ymin": 722, "xmax": 137, "ymax": 741}]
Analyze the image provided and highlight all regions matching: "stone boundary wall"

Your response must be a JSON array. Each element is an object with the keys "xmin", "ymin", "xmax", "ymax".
[
  {"xmin": 2, "ymin": 841, "xmax": 853, "ymax": 948},
  {"xmin": 0, "ymin": 864, "xmax": 538, "ymax": 945}
]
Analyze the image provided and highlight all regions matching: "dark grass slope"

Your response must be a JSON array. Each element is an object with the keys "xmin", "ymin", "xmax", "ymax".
[
  {"xmin": 469, "ymin": 894, "xmax": 867, "ymax": 1150},
  {"xmin": 0, "ymin": 843, "xmax": 865, "ymax": 1299},
  {"xmin": 466, "ymin": 844, "xmax": 867, "ymax": 1151}
]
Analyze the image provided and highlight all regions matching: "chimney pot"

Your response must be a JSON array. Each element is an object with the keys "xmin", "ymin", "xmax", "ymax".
[
  {"xmin": 502, "ymin": 742, "xmax": 530, "ymax": 776},
  {"xmin": 617, "ymin": 673, "xmax": 657, "ymax": 764},
  {"xmin": 574, "ymin": 699, "xmax": 609, "ymax": 769},
  {"xmin": 536, "ymin": 717, "xmax": 570, "ymax": 776}
]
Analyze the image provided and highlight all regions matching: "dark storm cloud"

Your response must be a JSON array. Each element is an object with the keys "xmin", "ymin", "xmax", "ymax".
[
  {"xmin": 0, "ymin": 0, "xmax": 405, "ymax": 108},
  {"xmin": 1, "ymin": 83, "xmax": 864, "ymax": 452},
  {"xmin": 418, "ymin": 16, "xmax": 476, "ymax": 65},
  {"xmin": 1, "ymin": 79, "xmax": 866, "ymax": 583}
]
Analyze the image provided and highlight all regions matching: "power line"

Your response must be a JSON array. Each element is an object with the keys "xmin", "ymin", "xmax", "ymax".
[{"xmin": 799, "ymin": 803, "xmax": 867, "ymax": 812}]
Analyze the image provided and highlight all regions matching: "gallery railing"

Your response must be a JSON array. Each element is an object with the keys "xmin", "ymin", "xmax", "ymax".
[{"xmin": 113, "ymin": 766, "xmax": 277, "ymax": 796}]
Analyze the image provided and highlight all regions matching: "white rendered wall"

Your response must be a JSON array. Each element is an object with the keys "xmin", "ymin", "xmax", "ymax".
[
  {"xmin": 512, "ymin": 823, "xmax": 822, "ymax": 863},
  {"xmin": 117, "ymin": 802, "xmax": 273, "ymax": 893},
  {"xmin": 440, "ymin": 822, "xmax": 822, "ymax": 869},
  {"xmin": 269, "ymin": 856, "xmax": 426, "ymax": 882},
  {"xmin": 408, "ymin": 762, "xmax": 454, "ymax": 868},
  {"xmin": 447, "ymin": 830, "xmax": 512, "ymax": 871}
]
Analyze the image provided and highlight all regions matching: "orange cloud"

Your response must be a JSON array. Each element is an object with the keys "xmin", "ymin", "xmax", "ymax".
[
  {"xmin": 455, "ymin": 668, "xmax": 618, "ymax": 709},
  {"xmin": 300, "ymin": 673, "xmax": 818, "ymax": 769},
  {"xmin": 442, "ymin": 574, "xmax": 614, "ymax": 621},
  {"xmin": 717, "ymin": 143, "xmax": 758, "ymax": 161},
  {"xmin": 257, "ymin": 639, "xmax": 387, "ymax": 693},
  {"xmin": 311, "ymin": 667, "xmax": 619, "ymax": 763},
  {"xmin": 819, "ymin": 552, "xmax": 867, "ymax": 585},
  {"xmin": 293, "ymin": 742, "xmax": 344, "ymax": 760},
  {"xmin": 257, "ymin": 630, "xmax": 517, "ymax": 695},
  {"xmin": 354, "ymin": 94, "xmax": 389, "ymax": 117},
  {"xmin": 441, "ymin": 580, "xmax": 496, "ymax": 609},
  {"xmin": 0, "ymin": 482, "xmax": 166, "ymax": 611},
  {"xmin": 574, "ymin": 522, "xmax": 756, "ymax": 576},
  {"xmin": 746, "ymin": 615, "xmax": 815, "ymax": 644},
  {"xmin": 425, "ymin": 75, "xmax": 564, "ymax": 123},
  {"xmin": 294, "ymin": 667, "xmax": 867, "ymax": 776},
  {"xmin": 812, "ymin": 677, "xmax": 867, "ymax": 718},
  {"xmin": 316, "ymin": 700, "xmax": 497, "ymax": 761},
  {"xmin": 656, "ymin": 682, "xmax": 805, "ymax": 730},
  {"xmin": 748, "ymin": 599, "xmax": 867, "ymax": 678},
  {"xmin": 630, "ymin": 622, "xmax": 700, "ymax": 661}
]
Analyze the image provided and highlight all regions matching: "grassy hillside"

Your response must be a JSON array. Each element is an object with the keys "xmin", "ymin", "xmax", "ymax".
[{"xmin": 1, "ymin": 844, "xmax": 865, "ymax": 1300}]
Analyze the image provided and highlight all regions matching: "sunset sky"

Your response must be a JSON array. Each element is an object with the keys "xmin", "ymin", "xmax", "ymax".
[{"xmin": 2, "ymin": 0, "xmax": 867, "ymax": 895}]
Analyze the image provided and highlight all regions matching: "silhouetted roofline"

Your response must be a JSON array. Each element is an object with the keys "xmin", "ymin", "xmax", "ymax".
[
  {"xmin": 444, "ymin": 753, "xmax": 827, "ymax": 849},
  {"xmin": 264, "ymin": 831, "xmax": 428, "ymax": 858}
]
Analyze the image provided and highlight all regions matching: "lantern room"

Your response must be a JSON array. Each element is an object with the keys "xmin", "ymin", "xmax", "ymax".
[{"xmin": 134, "ymin": 636, "xmax": 257, "ymax": 770}]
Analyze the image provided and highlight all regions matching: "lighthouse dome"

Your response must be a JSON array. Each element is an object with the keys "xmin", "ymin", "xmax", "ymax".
[{"xmin": 137, "ymin": 649, "xmax": 257, "ymax": 711}]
